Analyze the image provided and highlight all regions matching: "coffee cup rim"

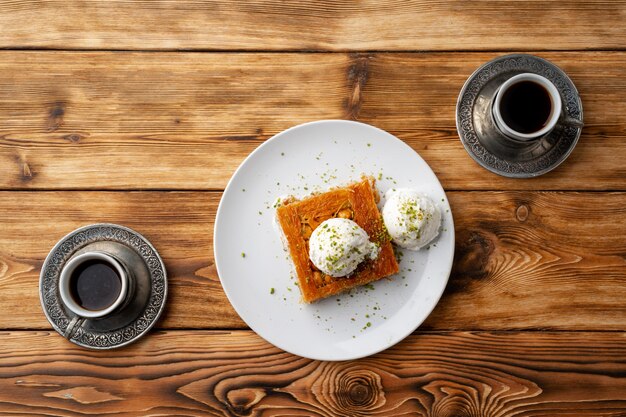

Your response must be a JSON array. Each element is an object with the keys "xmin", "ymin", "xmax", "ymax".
[
  {"xmin": 59, "ymin": 251, "xmax": 128, "ymax": 319},
  {"xmin": 493, "ymin": 73, "xmax": 562, "ymax": 141}
]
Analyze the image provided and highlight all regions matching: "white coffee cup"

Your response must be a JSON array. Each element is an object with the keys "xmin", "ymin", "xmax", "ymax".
[
  {"xmin": 59, "ymin": 252, "xmax": 129, "ymax": 319},
  {"xmin": 492, "ymin": 73, "xmax": 562, "ymax": 141}
]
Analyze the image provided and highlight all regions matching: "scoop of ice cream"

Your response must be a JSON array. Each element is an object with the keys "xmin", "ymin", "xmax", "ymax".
[
  {"xmin": 309, "ymin": 218, "xmax": 380, "ymax": 277},
  {"xmin": 382, "ymin": 188, "xmax": 441, "ymax": 250}
]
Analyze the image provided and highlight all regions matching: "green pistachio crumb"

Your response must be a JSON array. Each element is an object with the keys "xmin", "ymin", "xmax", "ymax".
[{"xmin": 270, "ymin": 287, "xmax": 275, "ymax": 294}]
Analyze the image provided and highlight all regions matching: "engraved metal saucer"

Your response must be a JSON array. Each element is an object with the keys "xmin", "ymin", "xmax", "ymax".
[
  {"xmin": 456, "ymin": 54, "xmax": 583, "ymax": 178},
  {"xmin": 39, "ymin": 224, "xmax": 167, "ymax": 349}
]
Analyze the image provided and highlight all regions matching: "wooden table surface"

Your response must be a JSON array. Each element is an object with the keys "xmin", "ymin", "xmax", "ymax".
[{"xmin": 1, "ymin": 2, "xmax": 625, "ymax": 416}]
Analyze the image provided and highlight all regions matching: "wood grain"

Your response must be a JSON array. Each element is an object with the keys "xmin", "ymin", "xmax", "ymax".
[
  {"xmin": 0, "ymin": 52, "xmax": 347, "ymax": 190},
  {"xmin": 0, "ymin": 191, "xmax": 242, "ymax": 329},
  {"xmin": 0, "ymin": 1, "xmax": 625, "ymax": 51},
  {"xmin": 0, "ymin": 190, "xmax": 623, "ymax": 331},
  {"xmin": 0, "ymin": 2, "xmax": 623, "ymax": 414},
  {"xmin": 0, "ymin": 51, "xmax": 624, "ymax": 191},
  {"xmin": 361, "ymin": 52, "xmax": 626, "ymax": 190},
  {"xmin": 429, "ymin": 191, "xmax": 626, "ymax": 330},
  {"xmin": 0, "ymin": 330, "xmax": 625, "ymax": 416}
]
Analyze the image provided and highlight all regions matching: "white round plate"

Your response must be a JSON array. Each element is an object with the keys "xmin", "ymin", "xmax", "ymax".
[{"xmin": 214, "ymin": 120, "xmax": 454, "ymax": 361}]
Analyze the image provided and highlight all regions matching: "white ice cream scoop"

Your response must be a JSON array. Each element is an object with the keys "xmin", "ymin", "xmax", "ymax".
[
  {"xmin": 382, "ymin": 188, "xmax": 441, "ymax": 250},
  {"xmin": 309, "ymin": 218, "xmax": 379, "ymax": 277}
]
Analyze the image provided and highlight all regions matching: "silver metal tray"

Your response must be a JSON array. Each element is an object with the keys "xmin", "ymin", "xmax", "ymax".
[
  {"xmin": 456, "ymin": 54, "xmax": 583, "ymax": 178},
  {"xmin": 40, "ymin": 224, "xmax": 167, "ymax": 349}
]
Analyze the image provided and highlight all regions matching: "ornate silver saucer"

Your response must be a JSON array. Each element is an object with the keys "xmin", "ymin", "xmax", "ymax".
[
  {"xmin": 456, "ymin": 54, "xmax": 583, "ymax": 178},
  {"xmin": 39, "ymin": 224, "xmax": 167, "ymax": 349}
]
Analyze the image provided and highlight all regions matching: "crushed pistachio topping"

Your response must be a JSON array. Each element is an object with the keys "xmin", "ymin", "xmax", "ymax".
[
  {"xmin": 397, "ymin": 199, "xmax": 425, "ymax": 239},
  {"xmin": 309, "ymin": 218, "xmax": 379, "ymax": 278},
  {"xmin": 382, "ymin": 188, "xmax": 442, "ymax": 251}
]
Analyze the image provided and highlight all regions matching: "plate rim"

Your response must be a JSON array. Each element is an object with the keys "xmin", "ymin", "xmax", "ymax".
[{"xmin": 214, "ymin": 119, "xmax": 455, "ymax": 360}]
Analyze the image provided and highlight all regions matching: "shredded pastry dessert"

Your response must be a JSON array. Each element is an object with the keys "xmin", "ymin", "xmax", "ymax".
[{"xmin": 276, "ymin": 177, "xmax": 399, "ymax": 303}]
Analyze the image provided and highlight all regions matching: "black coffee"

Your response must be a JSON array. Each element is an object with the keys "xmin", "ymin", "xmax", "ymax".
[
  {"xmin": 499, "ymin": 80, "xmax": 552, "ymax": 134},
  {"xmin": 69, "ymin": 260, "xmax": 122, "ymax": 311}
]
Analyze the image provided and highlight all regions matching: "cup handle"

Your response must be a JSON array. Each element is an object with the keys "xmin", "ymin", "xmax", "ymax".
[
  {"xmin": 560, "ymin": 117, "xmax": 584, "ymax": 129},
  {"xmin": 63, "ymin": 316, "xmax": 86, "ymax": 340}
]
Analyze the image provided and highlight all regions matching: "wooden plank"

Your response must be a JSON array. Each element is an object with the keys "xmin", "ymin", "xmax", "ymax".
[
  {"xmin": 362, "ymin": 52, "xmax": 626, "ymax": 190},
  {"xmin": 0, "ymin": 191, "xmax": 243, "ymax": 329},
  {"xmin": 0, "ymin": 191, "xmax": 624, "ymax": 331},
  {"xmin": 430, "ymin": 191, "xmax": 626, "ymax": 330},
  {"xmin": 0, "ymin": 52, "xmax": 625, "ymax": 191},
  {"xmin": 0, "ymin": 52, "xmax": 349, "ymax": 190},
  {"xmin": 0, "ymin": 1, "xmax": 625, "ymax": 51},
  {"xmin": 0, "ymin": 330, "xmax": 625, "ymax": 416}
]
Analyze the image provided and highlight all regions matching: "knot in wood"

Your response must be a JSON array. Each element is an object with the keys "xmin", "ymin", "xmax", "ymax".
[
  {"xmin": 335, "ymin": 369, "xmax": 384, "ymax": 411},
  {"xmin": 63, "ymin": 133, "xmax": 83, "ymax": 143},
  {"xmin": 516, "ymin": 204, "xmax": 529, "ymax": 222},
  {"xmin": 47, "ymin": 101, "xmax": 66, "ymax": 132},
  {"xmin": 225, "ymin": 387, "xmax": 266, "ymax": 416},
  {"xmin": 348, "ymin": 381, "xmax": 369, "ymax": 404},
  {"xmin": 452, "ymin": 231, "xmax": 494, "ymax": 283}
]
